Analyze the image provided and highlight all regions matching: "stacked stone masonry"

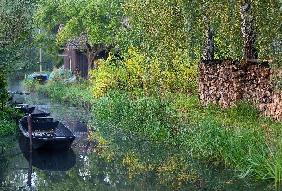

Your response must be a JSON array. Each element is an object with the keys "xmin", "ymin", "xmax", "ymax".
[{"xmin": 198, "ymin": 59, "xmax": 282, "ymax": 121}]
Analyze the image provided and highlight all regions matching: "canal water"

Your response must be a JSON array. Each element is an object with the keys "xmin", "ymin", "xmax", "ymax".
[{"xmin": 0, "ymin": 81, "xmax": 277, "ymax": 190}]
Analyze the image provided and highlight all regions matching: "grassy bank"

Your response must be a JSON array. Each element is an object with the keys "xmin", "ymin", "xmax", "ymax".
[
  {"xmin": 25, "ymin": 80, "xmax": 93, "ymax": 110},
  {"xmin": 27, "ymin": 80, "xmax": 282, "ymax": 184}
]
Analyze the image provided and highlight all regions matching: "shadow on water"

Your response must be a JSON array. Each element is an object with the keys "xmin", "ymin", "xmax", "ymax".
[{"xmin": 19, "ymin": 135, "xmax": 76, "ymax": 172}]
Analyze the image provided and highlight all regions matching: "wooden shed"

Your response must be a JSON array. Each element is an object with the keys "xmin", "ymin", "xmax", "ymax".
[{"xmin": 60, "ymin": 34, "xmax": 110, "ymax": 79}]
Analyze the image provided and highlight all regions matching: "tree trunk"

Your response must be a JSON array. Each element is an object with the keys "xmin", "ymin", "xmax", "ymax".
[
  {"xmin": 240, "ymin": 0, "xmax": 257, "ymax": 60},
  {"xmin": 87, "ymin": 53, "xmax": 94, "ymax": 74},
  {"xmin": 202, "ymin": 15, "xmax": 214, "ymax": 61},
  {"xmin": 85, "ymin": 43, "xmax": 106, "ymax": 72}
]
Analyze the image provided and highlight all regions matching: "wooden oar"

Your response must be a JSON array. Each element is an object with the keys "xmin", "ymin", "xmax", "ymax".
[{"xmin": 27, "ymin": 114, "xmax": 33, "ymax": 151}]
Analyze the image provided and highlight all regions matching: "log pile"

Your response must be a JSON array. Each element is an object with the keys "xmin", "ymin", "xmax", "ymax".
[
  {"xmin": 242, "ymin": 61, "xmax": 272, "ymax": 104},
  {"xmin": 199, "ymin": 60, "xmax": 244, "ymax": 108},
  {"xmin": 198, "ymin": 59, "xmax": 282, "ymax": 120},
  {"xmin": 261, "ymin": 92, "xmax": 282, "ymax": 121}
]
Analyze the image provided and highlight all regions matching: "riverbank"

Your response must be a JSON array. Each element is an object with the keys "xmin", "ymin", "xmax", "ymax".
[{"xmin": 25, "ymin": 80, "xmax": 282, "ymax": 185}]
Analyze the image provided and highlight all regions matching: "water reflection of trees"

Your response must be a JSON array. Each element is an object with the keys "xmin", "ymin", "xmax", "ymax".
[
  {"xmin": 33, "ymin": 127, "xmax": 199, "ymax": 191},
  {"xmin": 0, "ymin": 126, "xmax": 275, "ymax": 191},
  {"xmin": 89, "ymin": 130, "xmax": 199, "ymax": 191}
]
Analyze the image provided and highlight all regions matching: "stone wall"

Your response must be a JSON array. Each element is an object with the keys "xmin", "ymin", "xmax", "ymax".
[{"xmin": 198, "ymin": 59, "xmax": 282, "ymax": 121}]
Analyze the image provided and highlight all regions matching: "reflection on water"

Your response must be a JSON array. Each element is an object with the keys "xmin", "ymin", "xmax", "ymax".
[
  {"xmin": 0, "ymin": 81, "xmax": 278, "ymax": 190},
  {"xmin": 19, "ymin": 135, "xmax": 76, "ymax": 172}
]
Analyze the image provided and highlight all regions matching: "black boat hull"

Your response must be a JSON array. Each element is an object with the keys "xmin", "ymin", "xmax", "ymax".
[{"xmin": 21, "ymin": 135, "xmax": 75, "ymax": 150}]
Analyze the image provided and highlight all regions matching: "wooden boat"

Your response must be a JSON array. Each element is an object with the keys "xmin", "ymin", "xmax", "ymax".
[{"xmin": 19, "ymin": 116, "xmax": 75, "ymax": 150}]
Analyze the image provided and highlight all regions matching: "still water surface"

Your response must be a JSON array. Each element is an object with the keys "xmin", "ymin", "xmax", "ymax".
[{"xmin": 0, "ymin": 81, "xmax": 277, "ymax": 191}]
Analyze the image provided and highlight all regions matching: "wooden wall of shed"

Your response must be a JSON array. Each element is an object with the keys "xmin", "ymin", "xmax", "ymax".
[
  {"xmin": 198, "ymin": 60, "xmax": 282, "ymax": 121},
  {"xmin": 63, "ymin": 48, "xmax": 77, "ymax": 71},
  {"xmin": 63, "ymin": 48, "xmax": 88, "ymax": 78},
  {"xmin": 76, "ymin": 52, "xmax": 88, "ymax": 78},
  {"xmin": 63, "ymin": 49, "xmax": 70, "ymax": 70}
]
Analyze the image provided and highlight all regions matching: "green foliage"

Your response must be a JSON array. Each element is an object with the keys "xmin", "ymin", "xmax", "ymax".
[
  {"xmin": 49, "ymin": 68, "xmax": 73, "ymax": 81},
  {"xmin": 34, "ymin": 0, "xmax": 124, "ymax": 47},
  {"xmin": 34, "ymin": 78, "xmax": 282, "ymax": 184},
  {"xmin": 0, "ymin": 69, "xmax": 16, "ymax": 137},
  {"xmin": 23, "ymin": 79, "xmax": 40, "ymax": 92},
  {"xmin": 123, "ymin": 0, "xmax": 189, "ymax": 59},
  {"xmin": 32, "ymin": 0, "xmax": 282, "ymax": 78},
  {"xmin": 0, "ymin": 107, "xmax": 17, "ymax": 137},
  {"xmin": 0, "ymin": 0, "xmax": 37, "ymax": 72},
  {"xmin": 0, "ymin": 69, "xmax": 9, "ymax": 110},
  {"xmin": 123, "ymin": 0, "xmax": 281, "ymax": 62},
  {"xmin": 92, "ymin": 92, "xmax": 174, "ymax": 141},
  {"xmin": 28, "ymin": 0, "xmax": 282, "ymax": 186}
]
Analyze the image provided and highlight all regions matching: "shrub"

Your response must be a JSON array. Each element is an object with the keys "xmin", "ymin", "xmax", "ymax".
[
  {"xmin": 92, "ymin": 92, "xmax": 175, "ymax": 141},
  {"xmin": 90, "ymin": 48, "xmax": 198, "ymax": 98},
  {"xmin": 49, "ymin": 68, "xmax": 73, "ymax": 81},
  {"xmin": 32, "ymin": 81, "xmax": 94, "ymax": 110},
  {"xmin": 0, "ymin": 70, "xmax": 8, "ymax": 110},
  {"xmin": 23, "ymin": 79, "xmax": 40, "ymax": 92},
  {"xmin": 0, "ymin": 107, "xmax": 17, "ymax": 137}
]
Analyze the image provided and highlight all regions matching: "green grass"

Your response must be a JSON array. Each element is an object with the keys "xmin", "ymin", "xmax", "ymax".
[{"xmin": 28, "ymin": 80, "xmax": 282, "ymax": 184}]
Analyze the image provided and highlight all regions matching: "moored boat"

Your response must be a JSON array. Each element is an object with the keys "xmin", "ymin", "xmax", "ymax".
[{"xmin": 19, "ymin": 116, "xmax": 75, "ymax": 150}]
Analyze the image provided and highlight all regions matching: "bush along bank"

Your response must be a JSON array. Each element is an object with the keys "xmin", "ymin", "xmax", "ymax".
[
  {"xmin": 29, "ymin": 79, "xmax": 282, "ymax": 184},
  {"xmin": 0, "ymin": 108, "xmax": 17, "ymax": 137},
  {"xmin": 0, "ymin": 71, "xmax": 17, "ymax": 138}
]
